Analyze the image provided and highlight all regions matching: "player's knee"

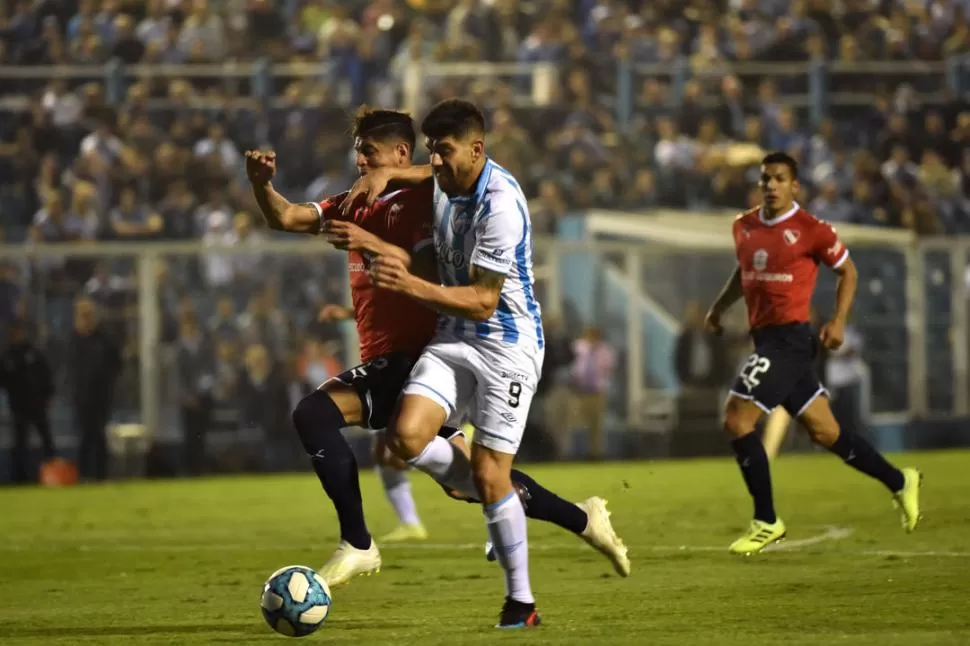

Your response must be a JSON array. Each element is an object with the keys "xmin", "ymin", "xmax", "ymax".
[
  {"xmin": 805, "ymin": 419, "xmax": 839, "ymax": 448},
  {"xmin": 385, "ymin": 414, "xmax": 430, "ymax": 460},
  {"xmin": 291, "ymin": 391, "xmax": 346, "ymax": 455},
  {"xmin": 723, "ymin": 402, "xmax": 757, "ymax": 439}
]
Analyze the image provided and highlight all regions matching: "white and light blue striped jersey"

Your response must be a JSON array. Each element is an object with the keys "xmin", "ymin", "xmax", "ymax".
[{"xmin": 431, "ymin": 157, "xmax": 544, "ymax": 353}]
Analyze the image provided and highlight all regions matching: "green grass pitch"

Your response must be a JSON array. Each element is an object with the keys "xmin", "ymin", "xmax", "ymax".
[{"xmin": 2, "ymin": 450, "xmax": 969, "ymax": 645}]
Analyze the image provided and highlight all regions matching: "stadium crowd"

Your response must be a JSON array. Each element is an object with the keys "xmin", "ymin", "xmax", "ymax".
[{"xmin": 0, "ymin": 0, "xmax": 969, "ymax": 474}]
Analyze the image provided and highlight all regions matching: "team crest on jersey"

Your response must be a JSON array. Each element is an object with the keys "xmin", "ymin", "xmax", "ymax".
[
  {"xmin": 451, "ymin": 206, "xmax": 474, "ymax": 235},
  {"xmin": 783, "ymin": 229, "xmax": 800, "ymax": 245},
  {"xmin": 387, "ymin": 202, "xmax": 403, "ymax": 225},
  {"xmin": 753, "ymin": 249, "xmax": 769, "ymax": 271}
]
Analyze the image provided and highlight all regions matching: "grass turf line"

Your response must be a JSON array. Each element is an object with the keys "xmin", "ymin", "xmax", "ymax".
[{"xmin": 1, "ymin": 450, "xmax": 968, "ymax": 645}]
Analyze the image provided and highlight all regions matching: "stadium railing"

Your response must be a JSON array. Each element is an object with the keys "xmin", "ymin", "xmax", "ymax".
[
  {"xmin": 546, "ymin": 211, "xmax": 970, "ymax": 436},
  {"xmin": 1, "ymin": 56, "xmax": 966, "ymax": 125},
  {"xmin": 3, "ymin": 230, "xmax": 967, "ymax": 455}
]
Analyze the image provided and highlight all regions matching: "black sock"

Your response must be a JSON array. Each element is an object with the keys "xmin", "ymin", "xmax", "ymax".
[
  {"xmin": 511, "ymin": 469, "xmax": 588, "ymax": 534},
  {"xmin": 730, "ymin": 433, "xmax": 777, "ymax": 524},
  {"xmin": 292, "ymin": 391, "xmax": 371, "ymax": 550},
  {"xmin": 827, "ymin": 431, "xmax": 905, "ymax": 492}
]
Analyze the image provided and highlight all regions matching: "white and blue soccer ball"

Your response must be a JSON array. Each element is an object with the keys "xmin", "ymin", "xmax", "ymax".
[{"xmin": 260, "ymin": 565, "xmax": 332, "ymax": 637}]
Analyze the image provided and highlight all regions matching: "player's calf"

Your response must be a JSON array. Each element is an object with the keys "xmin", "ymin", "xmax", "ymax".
[
  {"xmin": 473, "ymin": 445, "xmax": 535, "ymax": 608},
  {"xmin": 798, "ymin": 396, "xmax": 906, "ymax": 494},
  {"xmin": 372, "ymin": 432, "xmax": 427, "ymax": 542},
  {"xmin": 724, "ymin": 395, "xmax": 778, "ymax": 525},
  {"xmin": 292, "ymin": 388, "xmax": 372, "ymax": 551}
]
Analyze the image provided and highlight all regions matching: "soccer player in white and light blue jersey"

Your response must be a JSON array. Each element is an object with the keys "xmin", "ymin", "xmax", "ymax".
[{"xmin": 364, "ymin": 99, "xmax": 547, "ymax": 628}]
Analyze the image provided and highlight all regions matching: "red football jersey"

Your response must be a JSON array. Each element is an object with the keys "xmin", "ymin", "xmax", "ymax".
[
  {"xmin": 733, "ymin": 203, "xmax": 849, "ymax": 331},
  {"xmin": 315, "ymin": 184, "xmax": 438, "ymax": 362}
]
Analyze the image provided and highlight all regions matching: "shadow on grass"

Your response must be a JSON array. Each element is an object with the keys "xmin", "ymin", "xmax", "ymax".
[
  {"xmin": 1, "ymin": 623, "xmax": 264, "ymax": 638},
  {"xmin": 3, "ymin": 619, "xmax": 408, "ymax": 639}
]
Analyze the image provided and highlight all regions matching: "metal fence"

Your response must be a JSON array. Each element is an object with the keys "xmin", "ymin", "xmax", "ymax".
[
  {"xmin": 2, "ymin": 231, "xmax": 969, "ymax": 476},
  {"xmin": 1, "ymin": 57, "xmax": 968, "ymax": 127}
]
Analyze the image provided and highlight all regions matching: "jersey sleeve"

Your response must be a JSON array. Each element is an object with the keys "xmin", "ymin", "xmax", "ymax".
[
  {"xmin": 812, "ymin": 220, "xmax": 850, "ymax": 269},
  {"xmin": 470, "ymin": 196, "xmax": 524, "ymax": 276},
  {"xmin": 308, "ymin": 192, "xmax": 349, "ymax": 229}
]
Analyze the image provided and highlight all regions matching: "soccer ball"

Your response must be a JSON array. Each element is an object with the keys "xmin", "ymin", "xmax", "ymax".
[{"xmin": 260, "ymin": 565, "xmax": 332, "ymax": 637}]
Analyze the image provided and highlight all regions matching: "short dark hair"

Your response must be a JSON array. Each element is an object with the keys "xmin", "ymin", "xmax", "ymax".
[
  {"xmin": 420, "ymin": 98, "xmax": 486, "ymax": 141},
  {"xmin": 352, "ymin": 106, "xmax": 415, "ymax": 152},
  {"xmin": 761, "ymin": 151, "xmax": 799, "ymax": 179}
]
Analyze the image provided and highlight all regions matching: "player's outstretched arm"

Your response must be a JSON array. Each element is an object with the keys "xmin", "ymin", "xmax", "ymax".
[
  {"xmin": 705, "ymin": 264, "xmax": 742, "ymax": 335},
  {"xmin": 245, "ymin": 150, "xmax": 320, "ymax": 233},
  {"xmin": 369, "ymin": 259, "xmax": 503, "ymax": 322},
  {"xmin": 341, "ymin": 165, "xmax": 433, "ymax": 216}
]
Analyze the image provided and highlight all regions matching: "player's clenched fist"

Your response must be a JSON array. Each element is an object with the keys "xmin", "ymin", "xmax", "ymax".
[
  {"xmin": 369, "ymin": 255, "xmax": 412, "ymax": 293},
  {"xmin": 245, "ymin": 150, "xmax": 277, "ymax": 185},
  {"xmin": 819, "ymin": 318, "xmax": 845, "ymax": 350}
]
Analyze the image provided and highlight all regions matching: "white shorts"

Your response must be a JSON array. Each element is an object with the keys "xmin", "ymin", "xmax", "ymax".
[{"xmin": 401, "ymin": 335, "xmax": 543, "ymax": 454}]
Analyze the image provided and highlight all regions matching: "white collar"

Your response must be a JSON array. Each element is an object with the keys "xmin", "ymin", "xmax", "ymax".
[{"xmin": 759, "ymin": 201, "xmax": 800, "ymax": 226}]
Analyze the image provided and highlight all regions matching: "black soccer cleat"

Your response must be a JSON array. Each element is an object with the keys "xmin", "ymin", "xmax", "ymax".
[{"xmin": 495, "ymin": 597, "xmax": 541, "ymax": 629}]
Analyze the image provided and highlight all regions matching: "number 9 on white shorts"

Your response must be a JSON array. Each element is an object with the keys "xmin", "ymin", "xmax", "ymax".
[{"xmin": 401, "ymin": 338, "xmax": 541, "ymax": 455}]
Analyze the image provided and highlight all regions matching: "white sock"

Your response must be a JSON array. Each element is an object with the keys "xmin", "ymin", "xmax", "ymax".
[
  {"xmin": 406, "ymin": 435, "xmax": 477, "ymax": 499},
  {"xmin": 377, "ymin": 465, "xmax": 421, "ymax": 526},
  {"xmin": 484, "ymin": 491, "xmax": 534, "ymax": 604}
]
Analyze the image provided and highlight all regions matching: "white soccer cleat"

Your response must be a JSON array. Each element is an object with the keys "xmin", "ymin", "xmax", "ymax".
[
  {"xmin": 578, "ymin": 496, "xmax": 631, "ymax": 577},
  {"xmin": 319, "ymin": 540, "xmax": 381, "ymax": 588}
]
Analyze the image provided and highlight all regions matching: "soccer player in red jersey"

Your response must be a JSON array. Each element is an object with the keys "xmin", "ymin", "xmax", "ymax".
[
  {"xmin": 705, "ymin": 152, "xmax": 922, "ymax": 554},
  {"xmin": 245, "ymin": 108, "xmax": 629, "ymax": 587}
]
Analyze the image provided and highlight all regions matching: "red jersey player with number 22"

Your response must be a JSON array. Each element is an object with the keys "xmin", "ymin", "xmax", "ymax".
[{"xmin": 705, "ymin": 152, "xmax": 922, "ymax": 555}]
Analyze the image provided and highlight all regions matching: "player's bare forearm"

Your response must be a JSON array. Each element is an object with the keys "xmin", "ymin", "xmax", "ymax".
[
  {"xmin": 711, "ymin": 265, "xmax": 743, "ymax": 315},
  {"xmin": 251, "ymin": 182, "xmax": 318, "ymax": 233},
  {"xmin": 386, "ymin": 164, "xmax": 433, "ymax": 187},
  {"xmin": 831, "ymin": 257, "xmax": 858, "ymax": 322},
  {"xmin": 397, "ymin": 266, "xmax": 502, "ymax": 321}
]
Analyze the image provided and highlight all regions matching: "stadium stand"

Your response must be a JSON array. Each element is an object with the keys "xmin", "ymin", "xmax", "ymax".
[{"xmin": 0, "ymin": 0, "xmax": 969, "ymax": 477}]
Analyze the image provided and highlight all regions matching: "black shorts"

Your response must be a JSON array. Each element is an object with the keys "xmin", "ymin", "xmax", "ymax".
[
  {"xmin": 730, "ymin": 323, "xmax": 828, "ymax": 417},
  {"xmin": 331, "ymin": 352, "xmax": 463, "ymax": 441}
]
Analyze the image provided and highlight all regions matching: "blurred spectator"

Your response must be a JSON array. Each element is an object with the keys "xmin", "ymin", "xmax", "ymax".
[
  {"xmin": 177, "ymin": 315, "xmax": 214, "ymax": 476},
  {"xmin": 109, "ymin": 185, "xmax": 163, "ymax": 240},
  {"xmin": 237, "ymin": 343, "xmax": 294, "ymax": 471},
  {"xmin": 569, "ymin": 326, "xmax": 615, "ymax": 461},
  {"xmin": 0, "ymin": 320, "xmax": 56, "ymax": 483},
  {"xmin": 111, "ymin": 14, "xmax": 145, "ymax": 64},
  {"xmin": 809, "ymin": 180, "xmax": 855, "ymax": 224},
  {"xmin": 826, "ymin": 324, "xmax": 867, "ymax": 438},
  {"xmin": 674, "ymin": 300, "xmax": 729, "ymax": 389},
  {"xmin": 237, "ymin": 287, "xmax": 291, "ymax": 357},
  {"xmin": 297, "ymin": 338, "xmax": 342, "ymax": 390},
  {"xmin": 69, "ymin": 297, "xmax": 121, "ymax": 482},
  {"xmin": 533, "ymin": 316, "xmax": 574, "ymax": 460}
]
